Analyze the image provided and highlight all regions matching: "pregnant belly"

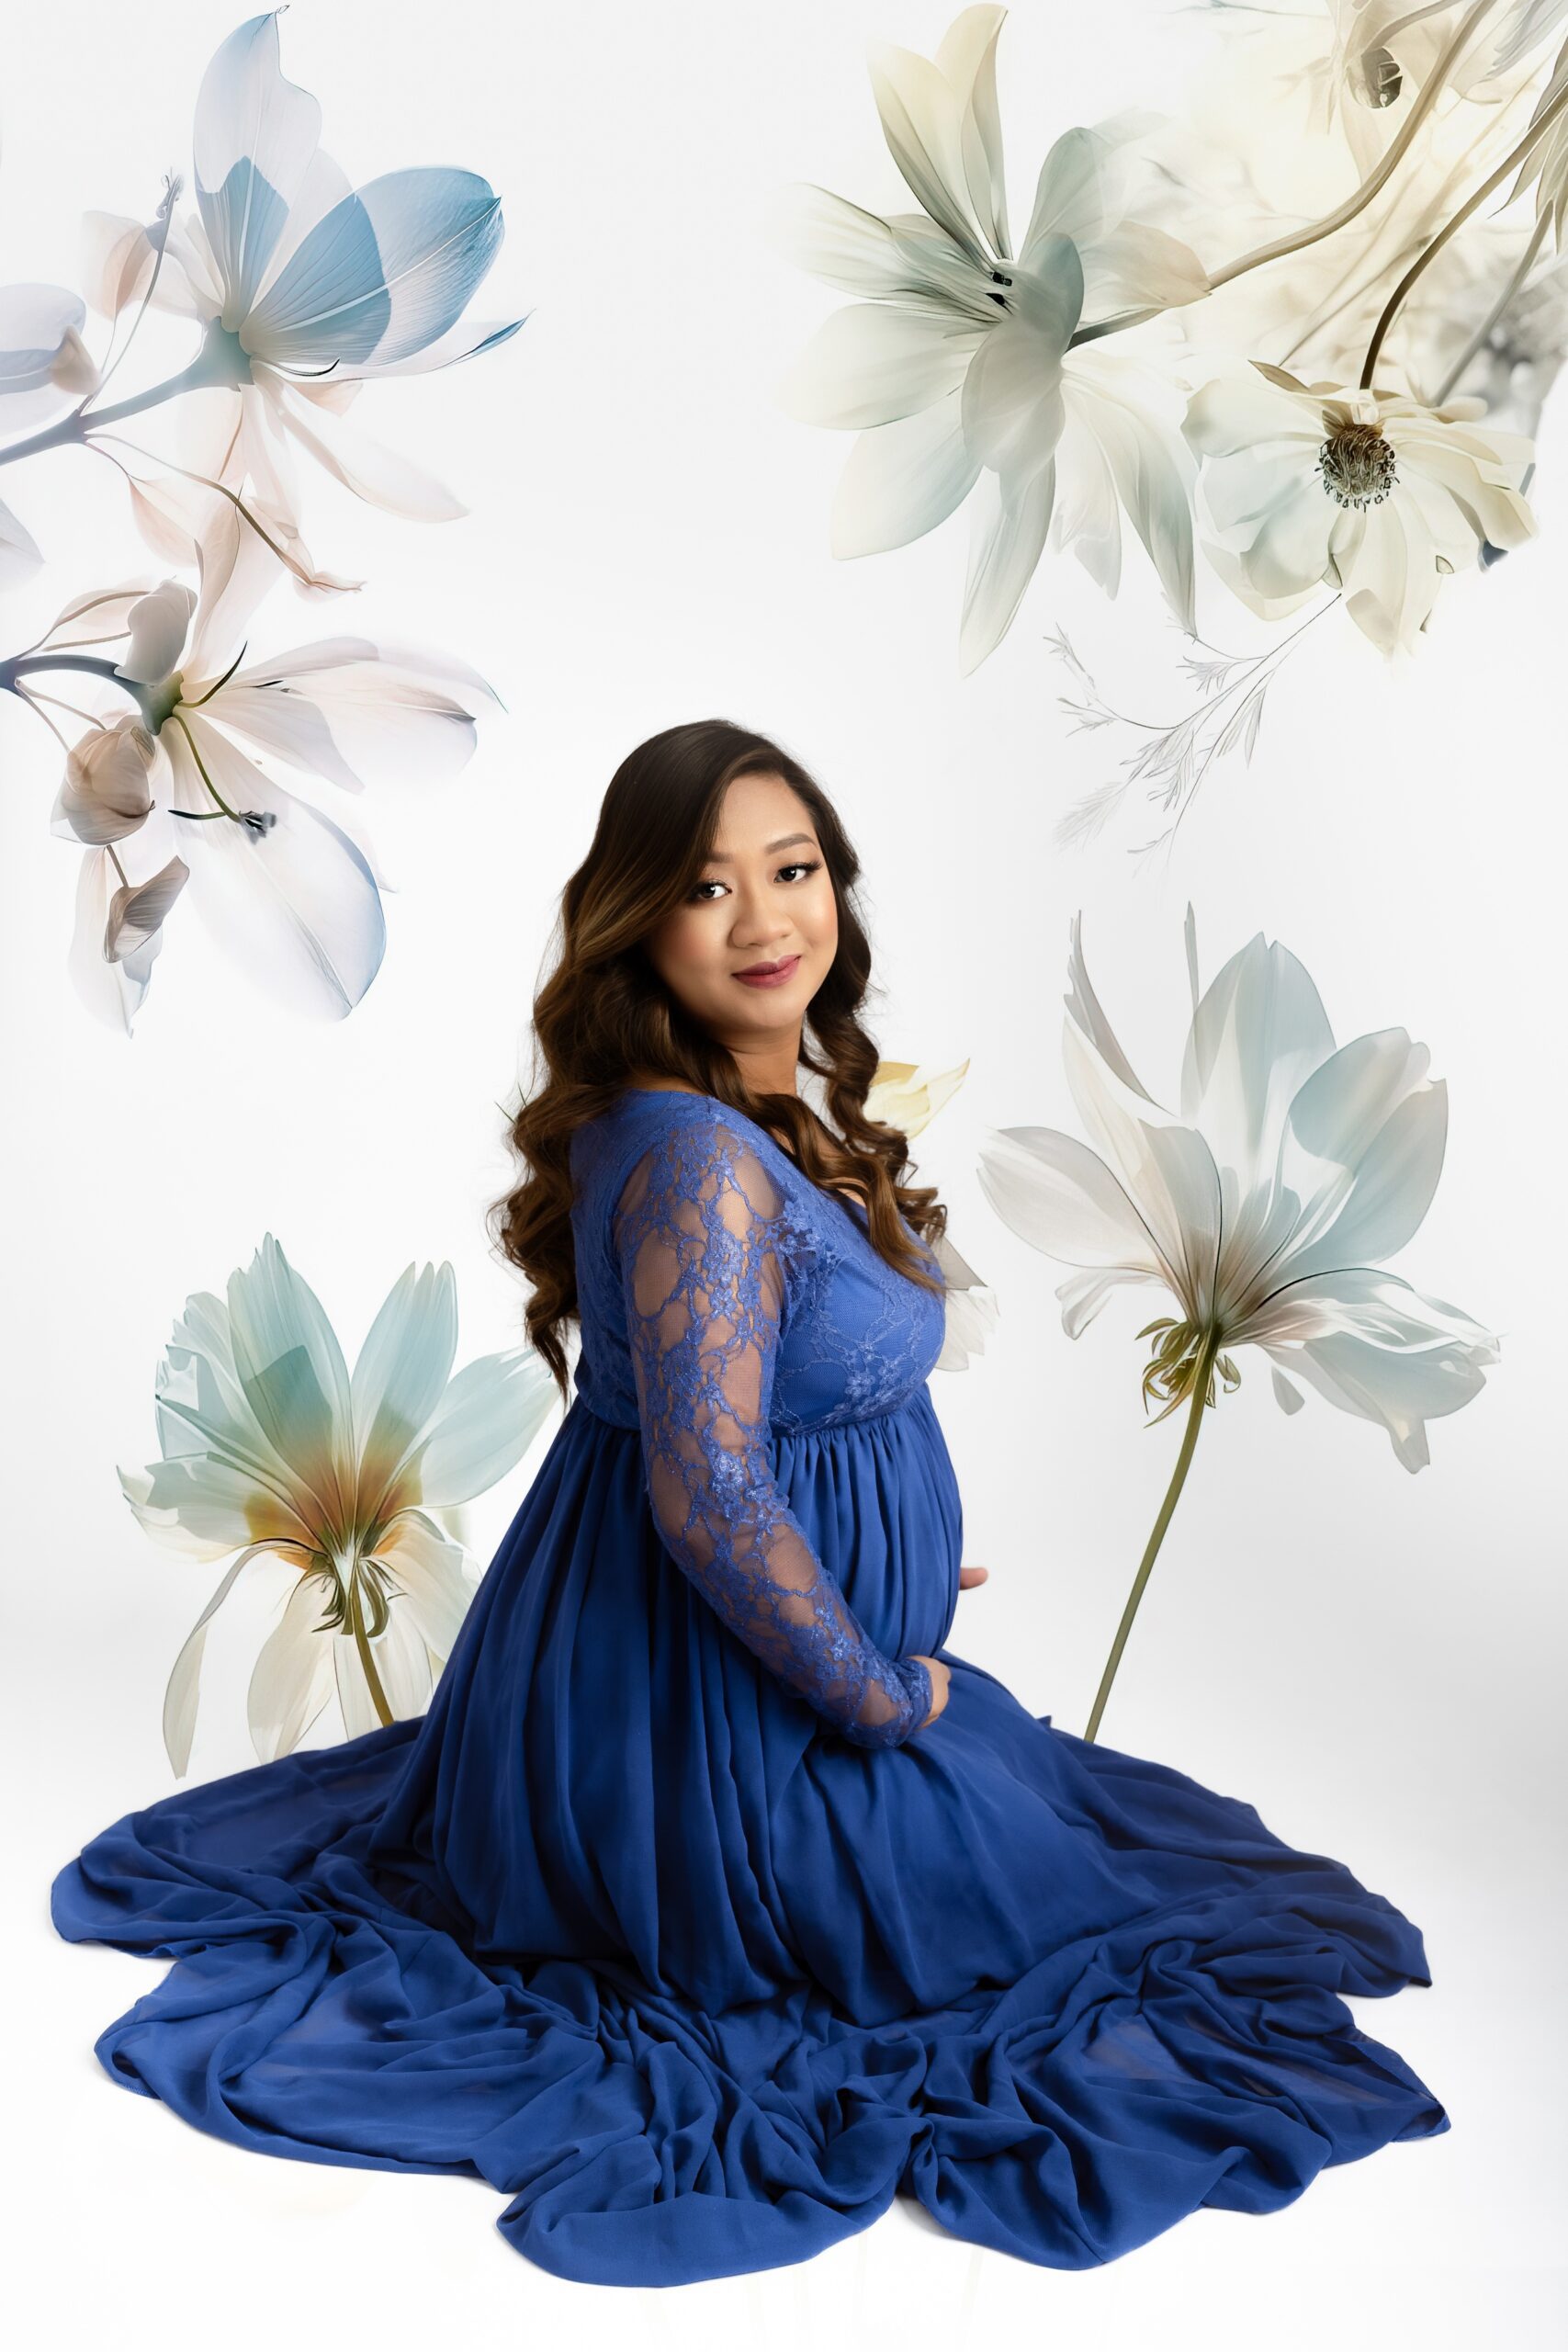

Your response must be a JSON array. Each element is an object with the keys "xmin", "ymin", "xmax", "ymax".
[{"xmin": 771, "ymin": 1386, "xmax": 963, "ymax": 1664}]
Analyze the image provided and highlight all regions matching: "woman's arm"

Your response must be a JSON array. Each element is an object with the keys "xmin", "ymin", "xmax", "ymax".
[{"xmin": 614, "ymin": 1109, "xmax": 932, "ymax": 1748}]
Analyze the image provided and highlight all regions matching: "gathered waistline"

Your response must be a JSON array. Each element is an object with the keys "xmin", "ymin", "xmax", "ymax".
[{"xmin": 571, "ymin": 1386, "xmax": 934, "ymax": 1440}]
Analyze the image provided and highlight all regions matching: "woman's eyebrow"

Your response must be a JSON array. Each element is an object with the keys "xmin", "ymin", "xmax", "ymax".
[{"xmin": 703, "ymin": 833, "xmax": 818, "ymax": 863}]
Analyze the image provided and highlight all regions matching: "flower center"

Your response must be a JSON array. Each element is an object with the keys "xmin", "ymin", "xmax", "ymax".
[{"xmin": 1317, "ymin": 421, "xmax": 1398, "ymax": 509}]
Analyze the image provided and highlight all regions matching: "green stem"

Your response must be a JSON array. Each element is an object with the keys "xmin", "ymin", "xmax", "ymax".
[
  {"xmin": 348, "ymin": 1575, "xmax": 393, "ymax": 1729},
  {"xmin": 1361, "ymin": 74, "xmax": 1568, "ymax": 381},
  {"xmin": 1084, "ymin": 1329, "xmax": 1218, "ymax": 1744},
  {"xmin": 1067, "ymin": 0, "xmax": 1502, "ymax": 353}
]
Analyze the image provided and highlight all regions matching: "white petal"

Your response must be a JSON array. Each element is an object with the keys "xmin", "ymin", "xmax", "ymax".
[
  {"xmin": 777, "ymin": 300, "xmax": 980, "ymax": 430},
  {"xmin": 1058, "ymin": 348, "xmax": 1198, "ymax": 630},
  {"xmin": 223, "ymin": 1232, "xmax": 355, "ymax": 1531},
  {"xmin": 349, "ymin": 1261, "xmax": 460, "ymax": 1519},
  {"xmin": 193, "ymin": 13, "xmax": 322, "ymax": 322},
  {"xmin": 1254, "ymin": 1274, "xmax": 1498, "ymax": 1470},
  {"xmin": 1179, "ymin": 932, "xmax": 1337, "ymax": 1189},
  {"xmin": 1055, "ymin": 1262, "xmax": 1163, "ymax": 1338},
  {"xmin": 216, "ymin": 636, "xmax": 496, "ymax": 790},
  {"xmin": 976, "ymin": 1123, "xmax": 1161, "ymax": 1272},
  {"xmin": 274, "ymin": 383, "xmax": 466, "ymax": 520},
  {"xmin": 164, "ymin": 716, "xmax": 387, "ymax": 1020},
  {"xmin": 1065, "ymin": 909, "xmax": 1156, "ymax": 1102},
  {"xmin": 163, "ymin": 1540, "xmax": 295, "ymax": 1775},
  {"xmin": 829, "ymin": 389, "xmax": 981, "ymax": 557},
  {"xmin": 935, "ymin": 5, "xmax": 1010, "ymax": 254},
  {"xmin": 1061, "ymin": 1021, "xmax": 1224, "ymax": 1322},
  {"xmin": 376, "ymin": 1510, "xmax": 479, "ymax": 1659},
  {"xmin": 1270, "ymin": 1364, "xmax": 1305, "ymax": 1416},
  {"xmin": 248, "ymin": 1573, "xmax": 338, "ymax": 1762},
  {"xmin": 404, "ymin": 1347, "xmax": 558, "ymax": 1508},
  {"xmin": 115, "ymin": 582, "xmax": 196, "ymax": 685},
  {"xmin": 866, "ymin": 35, "xmax": 992, "ymax": 266},
  {"xmin": 959, "ymin": 459, "xmax": 1056, "ymax": 673},
  {"xmin": 1274, "ymin": 1031, "xmax": 1447, "ymax": 1283}
]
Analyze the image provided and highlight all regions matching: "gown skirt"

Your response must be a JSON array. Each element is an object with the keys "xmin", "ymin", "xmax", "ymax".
[{"xmin": 51, "ymin": 1385, "xmax": 1448, "ymax": 2286}]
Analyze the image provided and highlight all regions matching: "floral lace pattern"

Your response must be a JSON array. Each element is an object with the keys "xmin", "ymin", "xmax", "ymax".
[{"xmin": 609, "ymin": 1104, "xmax": 935, "ymax": 1748}]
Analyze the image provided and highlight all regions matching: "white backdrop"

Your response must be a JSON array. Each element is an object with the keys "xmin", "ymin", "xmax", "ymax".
[{"xmin": 3, "ymin": 1, "xmax": 1562, "ymax": 2343}]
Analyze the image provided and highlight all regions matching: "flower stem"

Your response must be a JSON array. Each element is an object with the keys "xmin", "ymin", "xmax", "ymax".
[
  {"xmin": 1360, "ymin": 80, "xmax": 1568, "ymax": 383},
  {"xmin": 0, "ymin": 650, "xmax": 153, "ymax": 724},
  {"xmin": 0, "ymin": 322, "xmax": 243, "ymax": 470},
  {"xmin": 1433, "ymin": 206, "xmax": 1551, "ymax": 401},
  {"xmin": 1068, "ymin": 0, "xmax": 1502, "ymax": 353},
  {"xmin": 1084, "ymin": 1329, "xmax": 1218, "ymax": 1744},
  {"xmin": 348, "ymin": 1575, "xmax": 394, "ymax": 1728}
]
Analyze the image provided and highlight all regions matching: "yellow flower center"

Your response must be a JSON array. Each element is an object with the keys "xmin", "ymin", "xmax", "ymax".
[{"xmin": 1317, "ymin": 420, "xmax": 1398, "ymax": 510}]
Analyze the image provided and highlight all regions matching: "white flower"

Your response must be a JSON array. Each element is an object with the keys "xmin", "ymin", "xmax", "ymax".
[
  {"xmin": 89, "ymin": 10, "xmax": 522, "ymax": 548},
  {"xmin": 976, "ymin": 910, "xmax": 1497, "ymax": 1470},
  {"xmin": 865, "ymin": 1054, "xmax": 998, "ymax": 1368},
  {"xmin": 0, "ymin": 281, "xmax": 98, "ymax": 427},
  {"xmin": 1182, "ymin": 360, "xmax": 1537, "ymax": 651},
  {"xmin": 118, "ymin": 1235, "xmax": 557, "ymax": 1772},
  {"xmin": 49, "ymin": 496, "xmax": 498, "ymax": 1027},
  {"xmin": 770, "ymin": 4, "xmax": 1209, "ymax": 671}
]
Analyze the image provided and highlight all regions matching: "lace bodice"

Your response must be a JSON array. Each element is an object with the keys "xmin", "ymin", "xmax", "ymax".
[{"xmin": 570, "ymin": 1090, "xmax": 949, "ymax": 1748}]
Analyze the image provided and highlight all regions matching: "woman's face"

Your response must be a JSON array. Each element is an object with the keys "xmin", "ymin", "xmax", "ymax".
[{"xmin": 643, "ymin": 772, "xmax": 839, "ymax": 1059}]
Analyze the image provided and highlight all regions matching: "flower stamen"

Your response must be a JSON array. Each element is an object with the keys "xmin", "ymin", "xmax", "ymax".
[{"xmin": 1316, "ymin": 421, "xmax": 1398, "ymax": 508}]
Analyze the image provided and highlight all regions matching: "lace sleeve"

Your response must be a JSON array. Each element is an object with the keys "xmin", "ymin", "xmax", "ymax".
[{"xmin": 613, "ymin": 1110, "xmax": 933, "ymax": 1749}]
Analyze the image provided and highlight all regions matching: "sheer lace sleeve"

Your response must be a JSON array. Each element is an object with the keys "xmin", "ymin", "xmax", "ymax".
[{"xmin": 613, "ymin": 1109, "xmax": 933, "ymax": 1749}]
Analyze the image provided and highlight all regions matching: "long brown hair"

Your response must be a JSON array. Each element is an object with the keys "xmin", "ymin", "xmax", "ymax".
[{"xmin": 490, "ymin": 718, "xmax": 948, "ymax": 1403}]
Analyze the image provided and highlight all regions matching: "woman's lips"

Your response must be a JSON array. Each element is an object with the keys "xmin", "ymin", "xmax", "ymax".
[{"xmin": 733, "ymin": 954, "xmax": 802, "ymax": 989}]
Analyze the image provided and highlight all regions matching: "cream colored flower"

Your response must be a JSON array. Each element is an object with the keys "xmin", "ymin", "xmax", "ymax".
[
  {"xmin": 771, "ymin": 5, "xmax": 1208, "ymax": 670},
  {"xmin": 119, "ymin": 1235, "xmax": 556, "ymax": 1772},
  {"xmin": 866, "ymin": 1054, "xmax": 998, "ymax": 1369},
  {"xmin": 1182, "ymin": 361, "xmax": 1537, "ymax": 651}
]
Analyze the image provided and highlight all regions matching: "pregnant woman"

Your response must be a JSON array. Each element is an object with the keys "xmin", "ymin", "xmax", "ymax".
[{"xmin": 51, "ymin": 718, "xmax": 1447, "ymax": 2286}]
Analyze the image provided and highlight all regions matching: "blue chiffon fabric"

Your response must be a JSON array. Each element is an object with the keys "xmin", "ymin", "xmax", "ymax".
[{"xmin": 51, "ymin": 1087, "xmax": 1448, "ymax": 2285}]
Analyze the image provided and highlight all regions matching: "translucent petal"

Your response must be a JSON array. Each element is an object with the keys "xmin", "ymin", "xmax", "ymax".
[
  {"xmin": 164, "ymin": 717, "xmax": 387, "ymax": 1020},
  {"xmin": 959, "ymin": 458, "xmax": 1055, "ymax": 673},
  {"xmin": 376, "ymin": 1509, "xmax": 479, "ymax": 1659},
  {"xmin": 164, "ymin": 1539, "xmax": 299, "ymax": 1775},
  {"xmin": 246, "ymin": 168, "xmax": 504, "ymax": 368},
  {"xmin": 273, "ymin": 386, "xmax": 466, "ymax": 519},
  {"xmin": 333, "ymin": 1602, "xmax": 434, "ymax": 1739},
  {"xmin": 1064, "ymin": 910, "xmax": 1156, "ymax": 1102},
  {"xmin": 1272, "ymin": 1032, "xmax": 1448, "ymax": 1283},
  {"xmin": 829, "ymin": 389, "xmax": 981, "ymax": 557},
  {"xmin": 349, "ymin": 1261, "xmax": 460, "ymax": 1521},
  {"xmin": 975, "ymin": 1123, "xmax": 1161, "ymax": 1272},
  {"xmin": 866, "ymin": 34, "xmax": 992, "ymax": 266},
  {"xmin": 777, "ymin": 300, "xmax": 980, "ymax": 430},
  {"xmin": 222, "ymin": 1233, "xmax": 355, "ymax": 1532},
  {"xmin": 193, "ymin": 14, "xmax": 322, "ymax": 322},
  {"xmin": 248, "ymin": 1572, "xmax": 338, "ymax": 1762},
  {"xmin": 403, "ymin": 1347, "xmax": 558, "ymax": 1508},
  {"xmin": 216, "ymin": 636, "xmax": 495, "ymax": 790}
]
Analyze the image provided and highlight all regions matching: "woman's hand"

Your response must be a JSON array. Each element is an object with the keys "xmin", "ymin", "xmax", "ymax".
[
  {"xmin": 910, "ymin": 1656, "xmax": 951, "ymax": 1728},
  {"xmin": 912, "ymin": 1566, "xmax": 987, "ymax": 1727}
]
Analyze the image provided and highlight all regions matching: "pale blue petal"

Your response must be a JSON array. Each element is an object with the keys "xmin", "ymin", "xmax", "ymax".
[{"xmin": 193, "ymin": 13, "xmax": 322, "ymax": 321}]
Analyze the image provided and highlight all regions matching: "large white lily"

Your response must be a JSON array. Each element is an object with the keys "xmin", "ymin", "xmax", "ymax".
[
  {"xmin": 78, "ymin": 10, "xmax": 523, "ymax": 552},
  {"xmin": 770, "ymin": 5, "xmax": 1209, "ymax": 671},
  {"xmin": 976, "ymin": 911, "xmax": 1497, "ymax": 1737},
  {"xmin": 40, "ymin": 495, "xmax": 497, "ymax": 1028},
  {"xmin": 119, "ymin": 1235, "xmax": 557, "ymax": 1774}
]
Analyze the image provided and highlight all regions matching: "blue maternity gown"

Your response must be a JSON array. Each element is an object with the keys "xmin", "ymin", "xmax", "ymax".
[{"xmin": 50, "ymin": 1087, "xmax": 1449, "ymax": 2285}]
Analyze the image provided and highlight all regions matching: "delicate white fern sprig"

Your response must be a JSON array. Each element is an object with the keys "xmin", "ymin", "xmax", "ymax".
[{"xmin": 1047, "ymin": 598, "xmax": 1340, "ymax": 854}]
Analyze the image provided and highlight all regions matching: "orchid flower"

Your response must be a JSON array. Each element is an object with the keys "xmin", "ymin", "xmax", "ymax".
[
  {"xmin": 976, "ymin": 910, "xmax": 1496, "ymax": 1739},
  {"xmin": 866, "ymin": 1055, "xmax": 999, "ymax": 1368},
  {"xmin": 770, "ymin": 5, "xmax": 1209, "ymax": 672},
  {"xmin": 20, "ymin": 496, "xmax": 498, "ymax": 1029},
  {"xmin": 119, "ymin": 1235, "xmax": 557, "ymax": 1773},
  {"xmin": 6, "ymin": 10, "xmax": 522, "ymax": 571}
]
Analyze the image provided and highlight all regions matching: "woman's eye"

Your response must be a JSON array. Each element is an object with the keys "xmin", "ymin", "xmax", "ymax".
[{"xmin": 689, "ymin": 858, "xmax": 821, "ymax": 902}]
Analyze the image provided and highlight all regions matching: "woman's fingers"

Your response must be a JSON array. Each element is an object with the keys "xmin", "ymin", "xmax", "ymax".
[{"xmin": 957, "ymin": 1564, "xmax": 989, "ymax": 1589}]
